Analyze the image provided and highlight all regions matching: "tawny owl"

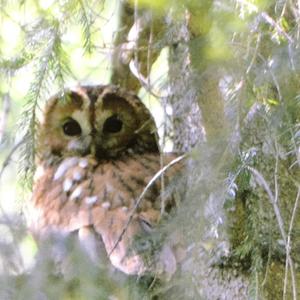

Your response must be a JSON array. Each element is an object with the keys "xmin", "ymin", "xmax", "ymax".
[{"xmin": 29, "ymin": 85, "xmax": 184, "ymax": 279}]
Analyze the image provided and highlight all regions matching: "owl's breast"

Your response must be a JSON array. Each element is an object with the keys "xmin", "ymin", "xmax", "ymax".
[{"xmin": 30, "ymin": 153, "xmax": 180, "ymax": 235}]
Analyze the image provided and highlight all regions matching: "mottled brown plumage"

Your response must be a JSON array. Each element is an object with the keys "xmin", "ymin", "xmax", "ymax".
[{"xmin": 29, "ymin": 85, "xmax": 183, "ymax": 277}]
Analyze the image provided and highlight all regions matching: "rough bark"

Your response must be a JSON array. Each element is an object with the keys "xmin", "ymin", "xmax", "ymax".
[{"xmin": 164, "ymin": 4, "xmax": 251, "ymax": 299}]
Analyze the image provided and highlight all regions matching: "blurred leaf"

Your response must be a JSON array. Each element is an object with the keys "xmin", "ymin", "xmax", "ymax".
[{"xmin": 266, "ymin": 98, "xmax": 279, "ymax": 106}]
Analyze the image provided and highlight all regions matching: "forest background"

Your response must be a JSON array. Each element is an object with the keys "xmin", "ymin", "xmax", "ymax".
[{"xmin": 0, "ymin": 0, "xmax": 299, "ymax": 299}]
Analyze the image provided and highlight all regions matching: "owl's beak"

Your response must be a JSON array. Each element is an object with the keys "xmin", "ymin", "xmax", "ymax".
[
  {"xmin": 90, "ymin": 143, "xmax": 97, "ymax": 157},
  {"xmin": 67, "ymin": 134, "xmax": 93, "ymax": 156}
]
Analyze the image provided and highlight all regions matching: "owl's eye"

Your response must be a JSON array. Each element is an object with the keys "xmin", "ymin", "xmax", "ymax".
[
  {"xmin": 103, "ymin": 115, "xmax": 123, "ymax": 133},
  {"xmin": 63, "ymin": 119, "xmax": 82, "ymax": 136}
]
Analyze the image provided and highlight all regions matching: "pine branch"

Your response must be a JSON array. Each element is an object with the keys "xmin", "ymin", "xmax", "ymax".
[
  {"xmin": 19, "ymin": 21, "xmax": 70, "ymax": 186},
  {"xmin": 61, "ymin": 0, "xmax": 96, "ymax": 54},
  {"xmin": 77, "ymin": 0, "xmax": 94, "ymax": 54}
]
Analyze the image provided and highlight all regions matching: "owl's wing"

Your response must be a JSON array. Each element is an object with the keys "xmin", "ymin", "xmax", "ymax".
[
  {"xmin": 88, "ymin": 153, "xmax": 185, "ymax": 278},
  {"xmin": 91, "ymin": 205, "xmax": 184, "ymax": 279},
  {"xmin": 30, "ymin": 153, "xmax": 185, "ymax": 278},
  {"xmin": 92, "ymin": 206, "xmax": 150, "ymax": 275}
]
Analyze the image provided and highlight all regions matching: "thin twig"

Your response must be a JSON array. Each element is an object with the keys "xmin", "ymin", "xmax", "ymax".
[
  {"xmin": 129, "ymin": 59, "xmax": 162, "ymax": 98},
  {"xmin": 274, "ymin": 139, "xmax": 279, "ymax": 204},
  {"xmin": 0, "ymin": 138, "xmax": 25, "ymax": 180},
  {"xmin": 248, "ymin": 165, "xmax": 285, "ymax": 237},
  {"xmin": 261, "ymin": 12, "xmax": 293, "ymax": 43},
  {"xmin": 280, "ymin": 0, "xmax": 288, "ymax": 18},
  {"xmin": 283, "ymin": 187, "xmax": 300, "ymax": 299},
  {"xmin": 109, "ymin": 154, "xmax": 186, "ymax": 256},
  {"xmin": 127, "ymin": 3, "xmax": 163, "ymax": 98},
  {"xmin": 246, "ymin": 33, "xmax": 261, "ymax": 75},
  {"xmin": 0, "ymin": 137, "xmax": 26, "ymax": 272},
  {"xmin": 160, "ymin": 153, "xmax": 166, "ymax": 216},
  {"xmin": 0, "ymin": 93, "xmax": 11, "ymax": 144}
]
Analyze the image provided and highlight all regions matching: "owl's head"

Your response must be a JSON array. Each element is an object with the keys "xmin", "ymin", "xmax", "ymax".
[{"xmin": 37, "ymin": 85, "xmax": 159, "ymax": 162}]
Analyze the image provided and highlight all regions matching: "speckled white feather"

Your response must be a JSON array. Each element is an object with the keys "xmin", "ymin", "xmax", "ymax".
[
  {"xmin": 63, "ymin": 178, "xmax": 73, "ymax": 192},
  {"xmin": 85, "ymin": 196, "xmax": 98, "ymax": 205},
  {"xmin": 73, "ymin": 170, "xmax": 83, "ymax": 181},
  {"xmin": 70, "ymin": 186, "xmax": 82, "ymax": 200},
  {"xmin": 79, "ymin": 158, "xmax": 89, "ymax": 168},
  {"xmin": 54, "ymin": 157, "xmax": 79, "ymax": 180},
  {"xmin": 101, "ymin": 201, "xmax": 111, "ymax": 209}
]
